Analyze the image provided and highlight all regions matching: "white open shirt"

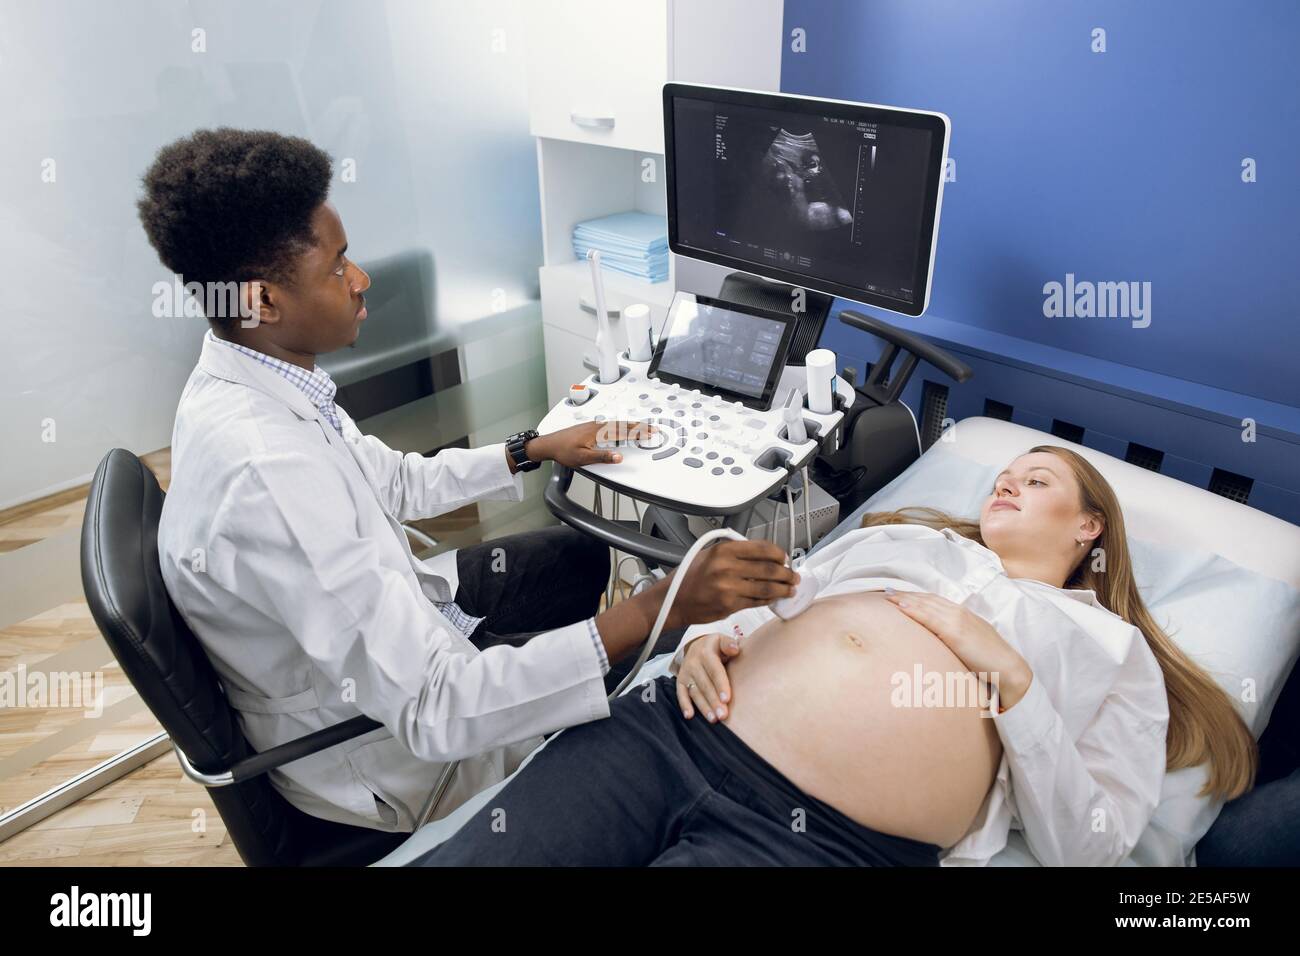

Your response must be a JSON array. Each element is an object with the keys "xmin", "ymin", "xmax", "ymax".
[{"xmin": 670, "ymin": 524, "xmax": 1170, "ymax": 866}]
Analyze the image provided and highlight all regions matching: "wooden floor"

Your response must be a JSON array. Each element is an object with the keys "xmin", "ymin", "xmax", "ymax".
[
  {"xmin": 0, "ymin": 753, "xmax": 244, "ymax": 866},
  {"xmin": 0, "ymin": 448, "xmax": 558, "ymax": 867},
  {"xmin": 0, "ymin": 450, "xmax": 248, "ymax": 865}
]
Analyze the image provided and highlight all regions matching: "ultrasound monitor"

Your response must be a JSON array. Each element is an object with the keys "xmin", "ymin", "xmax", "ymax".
[{"xmin": 663, "ymin": 83, "xmax": 949, "ymax": 318}]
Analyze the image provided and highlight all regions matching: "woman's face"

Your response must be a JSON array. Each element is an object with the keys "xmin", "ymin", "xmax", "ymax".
[{"xmin": 979, "ymin": 452, "xmax": 1101, "ymax": 563}]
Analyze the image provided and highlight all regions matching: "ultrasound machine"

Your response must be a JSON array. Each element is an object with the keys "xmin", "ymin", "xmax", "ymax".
[{"xmin": 539, "ymin": 83, "xmax": 976, "ymax": 572}]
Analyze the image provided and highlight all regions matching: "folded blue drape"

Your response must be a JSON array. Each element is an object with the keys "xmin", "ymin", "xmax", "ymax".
[{"xmin": 572, "ymin": 211, "xmax": 669, "ymax": 283}]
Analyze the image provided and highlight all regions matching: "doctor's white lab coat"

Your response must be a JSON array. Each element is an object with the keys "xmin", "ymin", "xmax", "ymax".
[{"xmin": 157, "ymin": 334, "xmax": 611, "ymax": 832}]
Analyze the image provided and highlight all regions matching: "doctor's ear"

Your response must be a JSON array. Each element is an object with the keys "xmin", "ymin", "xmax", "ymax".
[{"xmin": 237, "ymin": 279, "xmax": 284, "ymax": 330}]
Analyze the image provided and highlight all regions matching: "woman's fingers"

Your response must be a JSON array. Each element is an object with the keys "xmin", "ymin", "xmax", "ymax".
[
  {"xmin": 677, "ymin": 633, "xmax": 742, "ymax": 721},
  {"xmin": 885, "ymin": 589, "xmax": 930, "ymax": 611},
  {"xmin": 885, "ymin": 590, "xmax": 925, "ymax": 620},
  {"xmin": 676, "ymin": 678, "xmax": 696, "ymax": 719},
  {"xmin": 719, "ymin": 631, "xmax": 744, "ymax": 658},
  {"xmin": 887, "ymin": 590, "xmax": 953, "ymax": 611},
  {"xmin": 688, "ymin": 678, "xmax": 720, "ymax": 723},
  {"xmin": 886, "ymin": 591, "xmax": 955, "ymax": 641},
  {"xmin": 682, "ymin": 663, "xmax": 724, "ymax": 723},
  {"xmin": 693, "ymin": 665, "xmax": 723, "ymax": 720},
  {"xmin": 703, "ymin": 652, "xmax": 732, "ymax": 713}
]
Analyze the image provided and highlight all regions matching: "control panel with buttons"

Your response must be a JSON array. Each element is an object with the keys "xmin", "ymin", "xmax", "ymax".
[{"xmin": 536, "ymin": 355, "xmax": 846, "ymax": 513}]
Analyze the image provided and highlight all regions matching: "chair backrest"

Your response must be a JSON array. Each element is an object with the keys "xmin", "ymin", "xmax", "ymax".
[{"xmin": 79, "ymin": 449, "xmax": 308, "ymax": 865}]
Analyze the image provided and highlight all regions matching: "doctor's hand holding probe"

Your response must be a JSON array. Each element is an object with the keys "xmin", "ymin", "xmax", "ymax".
[
  {"xmin": 673, "ymin": 569, "xmax": 810, "ymax": 722},
  {"xmin": 512, "ymin": 423, "xmax": 804, "ymax": 665},
  {"xmin": 592, "ymin": 518, "xmax": 801, "ymax": 677}
]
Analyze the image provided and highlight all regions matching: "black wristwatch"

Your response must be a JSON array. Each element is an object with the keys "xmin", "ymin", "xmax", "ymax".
[{"xmin": 505, "ymin": 428, "xmax": 542, "ymax": 473}]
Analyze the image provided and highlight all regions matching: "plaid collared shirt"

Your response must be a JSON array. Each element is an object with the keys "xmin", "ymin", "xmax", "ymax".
[{"xmin": 208, "ymin": 329, "xmax": 345, "ymax": 435}]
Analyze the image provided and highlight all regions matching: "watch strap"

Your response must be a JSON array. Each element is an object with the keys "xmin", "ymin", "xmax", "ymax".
[{"xmin": 506, "ymin": 429, "xmax": 541, "ymax": 472}]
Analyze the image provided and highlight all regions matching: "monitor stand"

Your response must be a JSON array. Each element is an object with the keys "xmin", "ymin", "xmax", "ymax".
[{"xmin": 715, "ymin": 272, "xmax": 832, "ymax": 365}]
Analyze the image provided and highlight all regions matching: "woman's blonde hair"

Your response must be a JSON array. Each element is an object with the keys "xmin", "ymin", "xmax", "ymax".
[{"xmin": 860, "ymin": 444, "xmax": 1256, "ymax": 800}]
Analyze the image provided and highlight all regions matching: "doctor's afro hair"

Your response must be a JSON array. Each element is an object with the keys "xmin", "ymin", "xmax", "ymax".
[{"xmin": 137, "ymin": 128, "xmax": 333, "ymax": 304}]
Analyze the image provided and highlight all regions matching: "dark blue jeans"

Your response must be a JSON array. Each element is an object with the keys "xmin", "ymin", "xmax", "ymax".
[
  {"xmin": 412, "ymin": 675, "xmax": 942, "ymax": 867},
  {"xmin": 1196, "ymin": 767, "xmax": 1300, "ymax": 866},
  {"xmin": 454, "ymin": 524, "xmax": 609, "ymax": 645},
  {"xmin": 1197, "ymin": 661, "xmax": 1300, "ymax": 866}
]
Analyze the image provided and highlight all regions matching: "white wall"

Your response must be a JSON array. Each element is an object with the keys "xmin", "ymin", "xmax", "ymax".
[{"xmin": 0, "ymin": 0, "xmax": 543, "ymax": 508}]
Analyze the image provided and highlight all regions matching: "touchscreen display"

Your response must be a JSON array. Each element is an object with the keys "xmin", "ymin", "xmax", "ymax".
[{"xmin": 652, "ymin": 296, "xmax": 789, "ymax": 404}]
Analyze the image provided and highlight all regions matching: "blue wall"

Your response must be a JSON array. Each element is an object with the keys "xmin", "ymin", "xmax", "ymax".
[{"xmin": 782, "ymin": 0, "xmax": 1299, "ymax": 410}]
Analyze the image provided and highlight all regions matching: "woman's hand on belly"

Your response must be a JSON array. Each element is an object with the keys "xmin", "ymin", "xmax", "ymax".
[
  {"xmin": 722, "ymin": 592, "xmax": 1005, "ymax": 847},
  {"xmin": 884, "ymin": 590, "xmax": 1033, "ymax": 708},
  {"xmin": 676, "ymin": 630, "xmax": 744, "ymax": 721}
]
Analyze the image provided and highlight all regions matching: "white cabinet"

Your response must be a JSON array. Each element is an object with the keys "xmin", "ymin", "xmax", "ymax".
[
  {"xmin": 524, "ymin": 0, "xmax": 785, "ymax": 156},
  {"xmin": 523, "ymin": 0, "xmax": 670, "ymax": 154}
]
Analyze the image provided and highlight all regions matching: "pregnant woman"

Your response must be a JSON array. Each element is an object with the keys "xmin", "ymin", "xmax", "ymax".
[{"xmin": 415, "ymin": 446, "xmax": 1256, "ymax": 867}]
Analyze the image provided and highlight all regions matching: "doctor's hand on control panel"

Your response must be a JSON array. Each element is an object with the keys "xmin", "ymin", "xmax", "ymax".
[{"xmin": 509, "ymin": 420, "xmax": 658, "ymax": 471}]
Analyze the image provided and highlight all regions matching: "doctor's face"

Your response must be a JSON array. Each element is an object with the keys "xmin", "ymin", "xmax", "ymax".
[
  {"xmin": 979, "ymin": 451, "xmax": 1101, "ymax": 563},
  {"xmin": 267, "ymin": 201, "xmax": 371, "ymax": 355}
]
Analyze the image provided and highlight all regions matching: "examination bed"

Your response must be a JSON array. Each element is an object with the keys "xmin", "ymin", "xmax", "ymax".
[{"xmin": 376, "ymin": 416, "xmax": 1300, "ymax": 867}]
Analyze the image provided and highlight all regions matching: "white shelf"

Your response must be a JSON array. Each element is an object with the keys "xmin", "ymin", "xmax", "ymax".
[{"xmin": 535, "ymin": 137, "xmax": 667, "ymax": 268}]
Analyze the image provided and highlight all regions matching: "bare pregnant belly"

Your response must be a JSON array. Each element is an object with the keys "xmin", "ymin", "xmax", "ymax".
[{"xmin": 722, "ymin": 591, "xmax": 1002, "ymax": 848}]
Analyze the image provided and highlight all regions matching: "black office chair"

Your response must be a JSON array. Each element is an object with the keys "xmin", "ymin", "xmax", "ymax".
[{"xmin": 79, "ymin": 448, "xmax": 409, "ymax": 866}]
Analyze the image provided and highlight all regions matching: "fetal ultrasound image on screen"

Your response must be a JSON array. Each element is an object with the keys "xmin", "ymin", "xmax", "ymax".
[
  {"xmin": 758, "ymin": 127, "xmax": 855, "ymax": 232},
  {"xmin": 673, "ymin": 98, "xmax": 936, "ymax": 304},
  {"xmin": 657, "ymin": 304, "xmax": 785, "ymax": 400},
  {"xmin": 720, "ymin": 119, "xmax": 861, "ymax": 256}
]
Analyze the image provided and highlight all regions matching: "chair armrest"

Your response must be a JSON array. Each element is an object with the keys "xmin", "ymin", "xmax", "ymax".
[
  {"xmin": 838, "ymin": 309, "xmax": 974, "ymax": 405},
  {"xmin": 175, "ymin": 715, "xmax": 383, "ymax": 787}
]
